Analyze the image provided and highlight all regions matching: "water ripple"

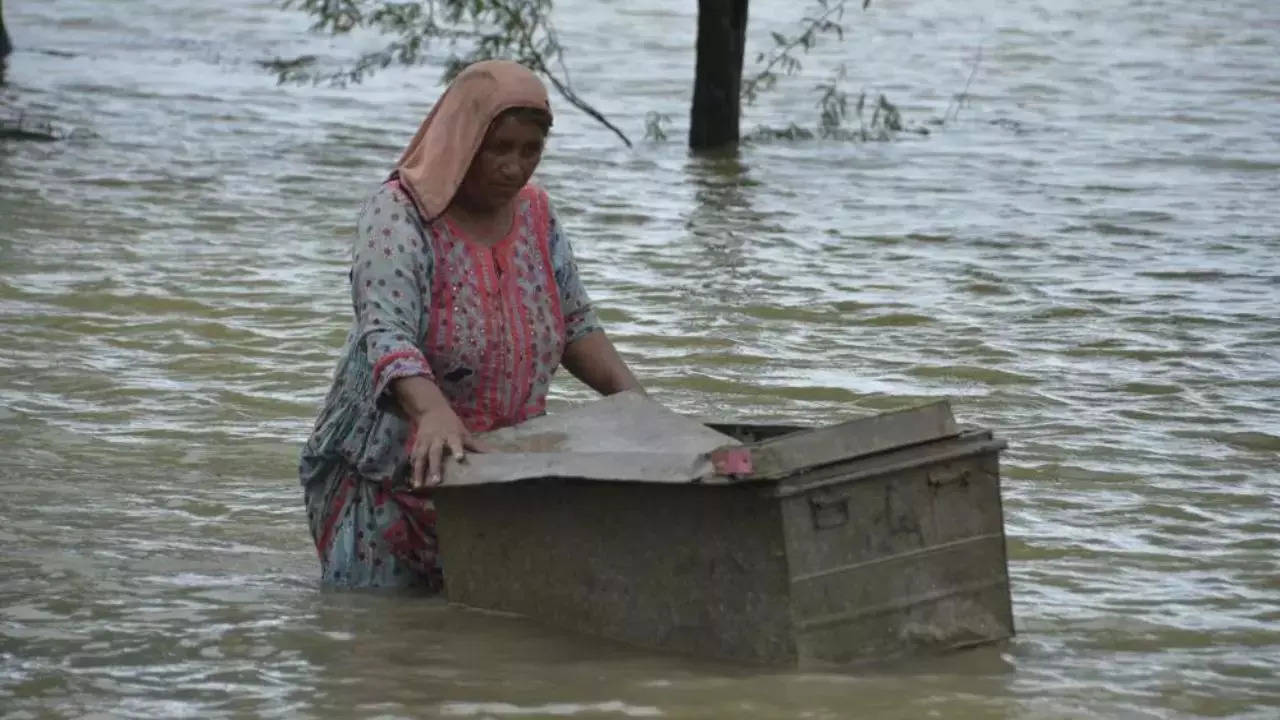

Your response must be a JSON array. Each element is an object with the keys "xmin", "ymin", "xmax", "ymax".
[{"xmin": 3, "ymin": 0, "xmax": 1279, "ymax": 718}]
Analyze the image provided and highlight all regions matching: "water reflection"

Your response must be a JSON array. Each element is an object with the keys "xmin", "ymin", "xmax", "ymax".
[{"xmin": 682, "ymin": 149, "xmax": 759, "ymax": 308}]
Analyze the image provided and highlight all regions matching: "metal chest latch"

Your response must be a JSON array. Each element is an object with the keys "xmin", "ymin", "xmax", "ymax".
[
  {"xmin": 927, "ymin": 467, "xmax": 971, "ymax": 489},
  {"xmin": 809, "ymin": 495, "xmax": 850, "ymax": 530}
]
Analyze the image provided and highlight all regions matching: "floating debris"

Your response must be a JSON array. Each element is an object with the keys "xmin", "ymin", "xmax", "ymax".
[
  {"xmin": 254, "ymin": 54, "xmax": 317, "ymax": 73},
  {"xmin": 1, "ymin": 112, "xmax": 66, "ymax": 141},
  {"xmin": 745, "ymin": 123, "xmax": 815, "ymax": 142},
  {"xmin": 989, "ymin": 117, "xmax": 1031, "ymax": 135}
]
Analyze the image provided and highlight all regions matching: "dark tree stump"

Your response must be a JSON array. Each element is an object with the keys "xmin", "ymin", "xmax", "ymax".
[{"xmin": 689, "ymin": 0, "xmax": 748, "ymax": 151}]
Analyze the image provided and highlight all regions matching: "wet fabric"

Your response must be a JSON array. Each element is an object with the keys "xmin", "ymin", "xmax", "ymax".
[
  {"xmin": 299, "ymin": 180, "xmax": 600, "ymax": 588},
  {"xmin": 395, "ymin": 60, "xmax": 552, "ymax": 220}
]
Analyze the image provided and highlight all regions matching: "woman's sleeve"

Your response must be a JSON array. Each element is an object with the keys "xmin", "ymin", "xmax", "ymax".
[
  {"xmin": 547, "ymin": 202, "xmax": 603, "ymax": 344},
  {"xmin": 351, "ymin": 185, "xmax": 436, "ymax": 402}
]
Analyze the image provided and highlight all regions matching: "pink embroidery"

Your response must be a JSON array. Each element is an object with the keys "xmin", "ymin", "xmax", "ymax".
[
  {"xmin": 372, "ymin": 349, "xmax": 429, "ymax": 391},
  {"xmin": 421, "ymin": 186, "xmax": 565, "ymax": 433}
]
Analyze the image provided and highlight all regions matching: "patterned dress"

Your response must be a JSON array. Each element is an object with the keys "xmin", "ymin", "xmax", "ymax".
[{"xmin": 299, "ymin": 179, "xmax": 600, "ymax": 589}]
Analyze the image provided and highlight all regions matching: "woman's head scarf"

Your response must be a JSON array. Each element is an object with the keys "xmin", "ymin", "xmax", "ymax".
[{"xmin": 394, "ymin": 60, "xmax": 552, "ymax": 220}]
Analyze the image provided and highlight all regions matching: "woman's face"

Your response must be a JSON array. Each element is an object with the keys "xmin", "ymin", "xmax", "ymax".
[{"xmin": 456, "ymin": 113, "xmax": 546, "ymax": 211}]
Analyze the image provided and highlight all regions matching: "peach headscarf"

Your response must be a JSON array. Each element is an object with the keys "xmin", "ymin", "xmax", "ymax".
[{"xmin": 394, "ymin": 60, "xmax": 552, "ymax": 220}]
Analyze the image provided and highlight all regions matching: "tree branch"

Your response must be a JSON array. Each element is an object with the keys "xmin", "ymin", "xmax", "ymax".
[
  {"xmin": 488, "ymin": 1, "xmax": 632, "ymax": 146},
  {"xmin": 944, "ymin": 43, "xmax": 982, "ymax": 123},
  {"xmin": 279, "ymin": 0, "xmax": 632, "ymax": 146},
  {"xmin": 742, "ymin": 0, "xmax": 865, "ymax": 104},
  {"xmin": 539, "ymin": 68, "xmax": 632, "ymax": 147}
]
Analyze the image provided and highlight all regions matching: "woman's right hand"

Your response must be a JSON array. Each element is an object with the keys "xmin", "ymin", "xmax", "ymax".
[{"xmin": 409, "ymin": 406, "xmax": 487, "ymax": 490}]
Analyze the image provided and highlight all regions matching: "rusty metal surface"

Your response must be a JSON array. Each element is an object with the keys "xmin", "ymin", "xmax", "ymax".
[
  {"xmin": 745, "ymin": 400, "xmax": 960, "ymax": 480},
  {"xmin": 434, "ymin": 480, "xmax": 798, "ymax": 664},
  {"xmin": 772, "ymin": 431, "xmax": 1007, "ymax": 497},
  {"xmin": 433, "ymin": 400, "xmax": 1012, "ymax": 666},
  {"xmin": 779, "ymin": 441, "xmax": 1014, "ymax": 663}
]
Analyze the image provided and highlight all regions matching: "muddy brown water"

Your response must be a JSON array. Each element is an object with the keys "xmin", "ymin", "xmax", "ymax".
[{"xmin": 1, "ymin": 0, "xmax": 1277, "ymax": 717}]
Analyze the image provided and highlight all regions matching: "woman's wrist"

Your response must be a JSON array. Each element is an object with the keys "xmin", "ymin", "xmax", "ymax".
[
  {"xmin": 391, "ymin": 375, "xmax": 452, "ymax": 419},
  {"xmin": 413, "ymin": 402, "xmax": 453, "ymax": 423}
]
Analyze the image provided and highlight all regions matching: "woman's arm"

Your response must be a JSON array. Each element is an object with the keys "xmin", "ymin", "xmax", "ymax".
[
  {"xmin": 562, "ymin": 331, "xmax": 644, "ymax": 396},
  {"xmin": 392, "ymin": 375, "xmax": 484, "ymax": 488},
  {"xmin": 352, "ymin": 184, "xmax": 433, "ymax": 407},
  {"xmin": 354, "ymin": 184, "xmax": 482, "ymax": 487}
]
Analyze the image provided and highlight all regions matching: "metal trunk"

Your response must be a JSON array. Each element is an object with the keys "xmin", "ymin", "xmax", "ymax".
[{"xmin": 433, "ymin": 394, "xmax": 1013, "ymax": 666}]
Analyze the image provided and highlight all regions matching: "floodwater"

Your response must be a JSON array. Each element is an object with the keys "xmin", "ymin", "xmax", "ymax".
[{"xmin": 1, "ymin": 0, "xmax": 1277, "ymax": 717}]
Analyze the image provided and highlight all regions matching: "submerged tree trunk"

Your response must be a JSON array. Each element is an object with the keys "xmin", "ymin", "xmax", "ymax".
[
  {"xmin": 1, "ymin": 0, "xmax": 12, "ymax": 62},
  {"xmin": 689, "ymin": 0, "xmax": 748, "ymax": 151}
]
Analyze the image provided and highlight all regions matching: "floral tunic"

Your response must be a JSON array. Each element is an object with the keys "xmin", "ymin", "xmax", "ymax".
[{"xmin": 299, "ymin": 180, "xmax": 600, "ymax": 589}]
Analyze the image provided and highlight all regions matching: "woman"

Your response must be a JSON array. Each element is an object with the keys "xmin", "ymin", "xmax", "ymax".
[{"xmin": 300, "ymin": 60, "xmax": 643, "ymax": 590}]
